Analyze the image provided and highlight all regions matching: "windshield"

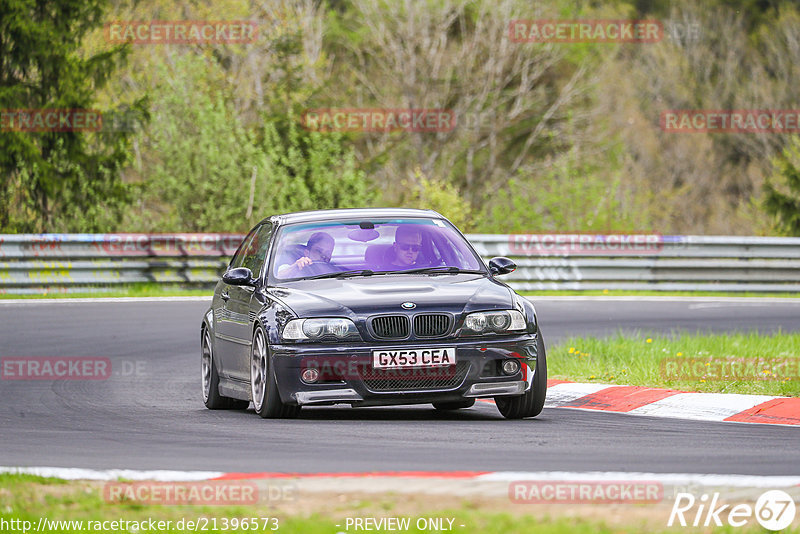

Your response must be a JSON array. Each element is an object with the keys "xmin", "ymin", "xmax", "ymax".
[{"xmin": 269, "ymin": 218, "xmax": 486, "ymax": 282}]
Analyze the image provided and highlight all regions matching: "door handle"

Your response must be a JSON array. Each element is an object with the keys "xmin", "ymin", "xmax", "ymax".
[{"xmin": 221, "ymin": 291, "xmax": 230, "ymax": 301}]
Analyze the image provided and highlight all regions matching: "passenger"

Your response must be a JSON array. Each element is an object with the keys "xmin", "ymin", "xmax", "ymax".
[{"xmin": 276, "ymin": 232, "xmax": 335, "ymax": 277}]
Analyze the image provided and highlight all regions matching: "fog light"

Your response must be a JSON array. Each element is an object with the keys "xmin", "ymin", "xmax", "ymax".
[
  {"xmin": 301, "ymin": 368, "xmax": 320, "ymax": 384},
  {"xmin": 502, "ymin": 359, "xmax": 520, "ymax": 375}
]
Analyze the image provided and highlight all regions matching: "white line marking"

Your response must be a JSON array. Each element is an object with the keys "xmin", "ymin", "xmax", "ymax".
[
  {"xmin": 527, "ymin": 296, "xmax": 800, "ymax": 303},
  {"xmin": 544, "ymin": 382, "xmax": 612, "ymax": 407},
  {"xmin": 0, "ymin": 466, "xmax": 223, "ymax": 481},
  {"xmin": 1, "ymin": 296, "xmax": 798, "ymax": 305},
  {"xmin": 476, "ymin": 471, "xmax": 800, "ymax": 487},
  {"xmin": 3, "ymin": 466, "xmax": 799, "ymax": 487},
  {"xmin": 0, "ymin": 296, "xmax": 212, "ymax": 305},
  {"xmin": 687, "ymin": 302, "xmax": 800, "ymax": 309},
  {"xmin": 627, "ymin": 392, "xmax": 778, "ymax": 421}
]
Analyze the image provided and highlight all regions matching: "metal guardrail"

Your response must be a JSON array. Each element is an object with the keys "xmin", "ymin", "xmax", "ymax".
[
  {"xmin": 0, "ymin": 234, "xmax": 243, "ymax": 294},
  {"xmin": 1, "ymin": 233, "xmax": 800, "ymax": 294}
]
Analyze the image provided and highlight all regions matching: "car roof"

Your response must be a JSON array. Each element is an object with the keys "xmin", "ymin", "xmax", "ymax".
[{"xmin": 265, "ymin": 208, "xmax": 444, "ymax": 226}]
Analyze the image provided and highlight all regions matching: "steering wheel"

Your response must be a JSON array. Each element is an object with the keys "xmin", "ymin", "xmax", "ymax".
[{"xmin": 300, "ymin": 260, "xmax": 339, "ymax": 277}]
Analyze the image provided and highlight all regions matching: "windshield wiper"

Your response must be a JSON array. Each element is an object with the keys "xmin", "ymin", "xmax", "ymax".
[
  {"xmin": 390, "ymin": 266, "xmax": 485, "ymax": 275},
  {"xmin": 303, "ymin": 266, "xmax": 483, "ymax": 279},
  {"xmin": 304, "ymin": 269, "xmax": 375, "ymax": 280}
]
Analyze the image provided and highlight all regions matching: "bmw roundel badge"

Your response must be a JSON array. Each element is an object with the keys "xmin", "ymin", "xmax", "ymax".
[{"xmin": 401, "ymin": 302, "xmax": 416, "ymax": 309}]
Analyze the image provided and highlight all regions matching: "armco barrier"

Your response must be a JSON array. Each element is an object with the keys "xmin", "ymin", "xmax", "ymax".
[
  {"xmin": 1, "ymin": 233, "xmax": 799, "ymax": 294},
  {"xmin": 0, "ymin": 234, "xmax": 244, "ymax": 294}
]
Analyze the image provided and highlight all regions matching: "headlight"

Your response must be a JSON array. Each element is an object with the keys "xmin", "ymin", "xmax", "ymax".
[
  {"xmin": 461, "ymin": 310, "xmax": 526, "ymax": 336},
  {"xmin": 281, "ymin": 318, "xmax": 360, "ymax": 341}
]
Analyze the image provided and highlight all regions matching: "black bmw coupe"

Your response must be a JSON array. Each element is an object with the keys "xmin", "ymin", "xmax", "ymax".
[{"xmin": 201, "ymin": 208, "xmax": 547, "ymax": 419}]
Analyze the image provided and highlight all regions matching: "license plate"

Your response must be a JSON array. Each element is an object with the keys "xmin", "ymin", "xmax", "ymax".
[{"xmin": 372, "ymin": 347, "xmax": 456, "ymax": 369}]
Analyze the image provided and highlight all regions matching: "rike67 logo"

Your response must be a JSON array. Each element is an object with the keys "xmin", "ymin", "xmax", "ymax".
[{"xmin": 669, "ymin": 490, "xmax": 796, "ymax": 530}]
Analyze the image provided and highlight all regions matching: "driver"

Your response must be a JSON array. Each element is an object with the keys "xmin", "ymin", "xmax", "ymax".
[
  {"xmin": 384, "ymin": 225, "xmax": 423, "ymax": 268},
  {"xmin": 276, "ymin": 232, "xmax": 335, "ymax": 277}
]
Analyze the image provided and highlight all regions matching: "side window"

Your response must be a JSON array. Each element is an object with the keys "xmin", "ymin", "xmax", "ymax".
[
  {"xmin": 228, "ymin": 230, "xmax": 257, "ymax": 270},
  {"xmin": 240, "ymin": 224, "xmax": 273, "ymax": 279}
]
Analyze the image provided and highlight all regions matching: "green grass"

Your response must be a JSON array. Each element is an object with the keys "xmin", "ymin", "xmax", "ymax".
[
  {"xmin": 0, "ymin": 283, "xmax": 212, "ymax": 299},
  {"xmin": 550, "ymin": 331, "xmax": 800, "ymax": 395},
  {"xmin": 0, "ymin": 475, "xmax": 689, "ymax": 534},
  {"xmin": 0, "ymin": 473, "xmax": 67, "ymax": 485},
  {"xmin": 521, "ymin": 289, "xmax": 800, "ymax": 298}
]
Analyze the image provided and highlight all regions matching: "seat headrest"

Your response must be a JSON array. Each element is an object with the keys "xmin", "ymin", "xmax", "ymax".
[{"xmin": 364, "ymin": 243, "xmax": 392, "ymax": 267}]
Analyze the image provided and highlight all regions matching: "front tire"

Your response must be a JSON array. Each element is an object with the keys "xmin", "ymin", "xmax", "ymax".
[
  {"xmin": 250, "ymin": 325, "xmax": 300, "ymax": 419},
  {"xmin": 202, "ymin": 328, "xmax": 249, "ymax": 410},
  {"xmin": 495, "ymin": 331, "xmax": 547, "ymax": 419}
]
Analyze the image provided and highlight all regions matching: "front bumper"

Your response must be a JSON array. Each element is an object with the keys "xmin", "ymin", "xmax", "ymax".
[{"xmin": 270, "ymin": 335, "xmax": 539, "ymax": 406}]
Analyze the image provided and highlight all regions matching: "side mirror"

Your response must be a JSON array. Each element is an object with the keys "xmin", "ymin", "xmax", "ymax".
[
  {"xmin": 488, "ymin": 256, "xmax": 516, "ymax": 276},
  {"xmin": 222, "ymin": 267, "xmax": 256, "ymax": 286}
]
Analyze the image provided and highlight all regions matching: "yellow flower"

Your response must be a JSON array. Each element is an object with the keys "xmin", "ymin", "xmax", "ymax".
[
  {"xmin": 568, "ymin": 347, "xmax": 575, "ymax": 354},
  {"xmin": 677, "ymin": 352, "xmax": 683, "ymax": 356},
  {"xmin": 589, "ymin": 375, "xmax": 596, "ymax": 379},
  {"xmin": 646, "ymin": 338, "xmax": 652, "ymax": 343},
  {"xmin": 700, "ymin": 379, "xmax": 706, "ymax": 383},
  {"xmin": 603, "ymin": 289, "xmax": 609, "ymax": 294},
  {"xmin": 705, "ymin": 363, "xmax": 710, "ymax": 366}
]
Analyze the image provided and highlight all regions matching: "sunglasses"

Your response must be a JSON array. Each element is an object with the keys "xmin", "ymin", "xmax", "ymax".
[{"xmin": 397, "ymin": 243, "xmax": 421, "ymax": 253}]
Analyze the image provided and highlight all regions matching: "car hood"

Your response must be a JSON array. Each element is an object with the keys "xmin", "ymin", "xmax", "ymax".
[{"xmin": 268, "ymin": 274, "xmax": 514, "ymax": 318}]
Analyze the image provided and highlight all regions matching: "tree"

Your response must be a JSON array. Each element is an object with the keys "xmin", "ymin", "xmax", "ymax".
[
  {"xmin": 0, "ymin": 0, "xmax": 139, "ymax": 232},
  {"xmin": 256, "ymin": 117, "xmax": 376, "ymax": 219},
  {"xmin": 325, "ymin": 0, "xmax": 593, "ymax": 209},
  {"xmin": 764, "ymin": 136, "xmax": 800, "ymax": 235}
]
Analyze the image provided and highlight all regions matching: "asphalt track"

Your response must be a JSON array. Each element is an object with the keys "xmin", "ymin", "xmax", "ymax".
[{"xmin": 1, "ymin": 297, "xmax": 799, "ymax": 475}]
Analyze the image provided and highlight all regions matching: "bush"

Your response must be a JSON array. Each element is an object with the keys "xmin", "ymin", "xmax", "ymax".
[{"xmin": 125, "ymin": 56, "xmax": 374, "ymax": 232}]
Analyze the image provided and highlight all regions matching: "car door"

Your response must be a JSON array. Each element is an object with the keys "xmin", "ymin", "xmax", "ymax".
[
  {"xmin": 219, "ymin": 223, "xmax": 273, "ymax": 382},
  {"xmin": 214, "ymin": 229, "xmax": 256, "ymax": 379}
]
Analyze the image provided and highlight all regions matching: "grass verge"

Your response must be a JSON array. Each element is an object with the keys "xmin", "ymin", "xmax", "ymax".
[
  {"xmin": 0, "ymin": 474, "xmax": 779, "ymax": 533},
  {"xmin": 2, "ymin": 286, "xmax": 800, "ymax": 300},
  {"xmin": 550, "ymin": 331, "xmax": 800, "ymax": 396}
]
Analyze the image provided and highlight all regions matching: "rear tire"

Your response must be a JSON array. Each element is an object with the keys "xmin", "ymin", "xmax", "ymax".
[
  {"xmin": 251, "ymin": 325, "xmax": 300, "ymax": 419},
  {"xmin": 432, "ymin": 399, "xmax": 475, "ymax": 410},
  {"xmin": 202, "ymin": 328, "xmax": 249, "ymax": 410},
  {"xmin": 495, "ymin": 331, "xmax": 547, "ymax": 419}
]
